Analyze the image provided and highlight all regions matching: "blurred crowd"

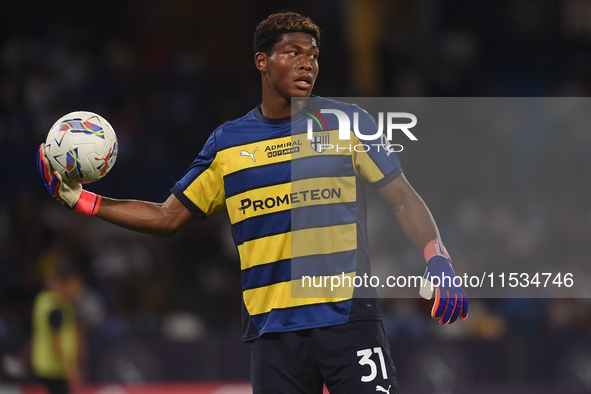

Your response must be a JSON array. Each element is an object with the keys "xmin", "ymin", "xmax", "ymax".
[{"xmin": 2, "ymin": 0, "xmax": 591, "ymax": 352}]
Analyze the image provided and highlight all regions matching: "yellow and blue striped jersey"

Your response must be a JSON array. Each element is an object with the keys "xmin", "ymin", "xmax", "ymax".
[{"xmin": 172, "ymin": 97, "xmax": 402, "ymax": 341}]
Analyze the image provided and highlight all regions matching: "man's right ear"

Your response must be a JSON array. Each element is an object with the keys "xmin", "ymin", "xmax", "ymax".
[{"xmin": 254, "ymin": 52, "xmax": 268, "ymax": 73}]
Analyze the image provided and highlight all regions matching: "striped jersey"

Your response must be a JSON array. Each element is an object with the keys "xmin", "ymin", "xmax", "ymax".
[{"xmin": 172, "ymin": 96, "xmax": 402, "ymax": 341}]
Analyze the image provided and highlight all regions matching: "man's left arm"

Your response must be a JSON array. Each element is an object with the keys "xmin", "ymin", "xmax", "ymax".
[{"xmin": 378, "ymin": 174, "xmax": 468, "ymax": 324}]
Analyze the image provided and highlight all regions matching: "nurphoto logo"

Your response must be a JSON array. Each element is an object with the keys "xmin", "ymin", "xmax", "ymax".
[{"xmin": 305, "ymin": 109, "xmax": 418, "ymax": 154}]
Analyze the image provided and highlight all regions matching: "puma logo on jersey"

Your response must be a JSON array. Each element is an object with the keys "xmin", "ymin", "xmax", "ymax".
[
  {"xmin": 376, "ymin": 385, "xmax": 391, "ymax": 393},
  {"xmin": 240, "ymin": 147, "xmax": 258, "ymax": 162}
]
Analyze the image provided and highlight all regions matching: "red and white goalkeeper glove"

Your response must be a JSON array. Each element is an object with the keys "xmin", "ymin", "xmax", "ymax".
[
  {"xmin": 37, "ymin": 144, "xmax": 101, "ymax": 216},
  {"xmin": 419, "ymin": 240, "xmax": 469, "ymax": 324}
]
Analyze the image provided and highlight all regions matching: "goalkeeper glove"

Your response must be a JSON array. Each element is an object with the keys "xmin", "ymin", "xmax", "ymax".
[
  {"xmin": 419, "ymin": 240, "xmax": 468, "ymax": 324},
  {"xmin": 37, "ymin": 144, "xmax": 101, "ymax": 216}
]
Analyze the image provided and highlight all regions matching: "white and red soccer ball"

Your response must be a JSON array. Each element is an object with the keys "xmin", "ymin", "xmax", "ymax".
[{"xmin": 45, "ymin": 111, "xmax": 118, "ymax": 184}]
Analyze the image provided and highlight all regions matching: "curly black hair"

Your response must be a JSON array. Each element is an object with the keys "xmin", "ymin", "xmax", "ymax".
[{"xmin": 254, "ymin": 12, "xmax": 320, "ymax": 54}]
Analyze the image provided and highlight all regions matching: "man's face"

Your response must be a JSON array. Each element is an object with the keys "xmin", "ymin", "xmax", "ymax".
[{"xmin": 262, "ymin": 32, "xmax": 319, "ymax": 99}]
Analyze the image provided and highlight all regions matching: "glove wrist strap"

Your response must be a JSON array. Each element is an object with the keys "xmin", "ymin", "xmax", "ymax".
[
  {"xmin": 424, "ymin": 240, "xmax": 451, "ymax": 263},
  {"xmin": 73, "ymin": 190, "xmax": 102, "ymax": 216}
]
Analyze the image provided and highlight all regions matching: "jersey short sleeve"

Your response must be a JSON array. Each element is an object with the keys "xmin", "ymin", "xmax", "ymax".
[
  {"xmin": 351, "ymin": 105, "xmax": 403, "ymax": 188},
  {"xmin": 172, "ymin": 129, "xmax": 226, "ymax": 218}
]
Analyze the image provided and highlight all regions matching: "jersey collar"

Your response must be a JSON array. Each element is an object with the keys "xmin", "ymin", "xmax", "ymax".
[{"xmin": 254, "ymin": 95, "xmax": 316, "ymax": 125}]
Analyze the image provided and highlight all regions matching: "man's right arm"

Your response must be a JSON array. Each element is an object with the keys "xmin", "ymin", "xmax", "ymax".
[
  {"xmin": 96, "ymin": 194, "xmax": 196, "ymax": 237},
  {"xmin": 38, "ymin": 143, "xmax": 196, "ymax": 237}
]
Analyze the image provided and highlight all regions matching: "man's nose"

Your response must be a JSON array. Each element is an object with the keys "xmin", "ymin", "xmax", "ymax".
[{"xmin": 298, "ymin": 56, "xmax": 312, "ymax": 70}]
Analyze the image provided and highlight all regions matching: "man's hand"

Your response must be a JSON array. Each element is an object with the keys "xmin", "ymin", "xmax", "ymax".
[
  {"xmin": 37, "ymin": 144, "xmax": 101, "ymax": 216},
  {"xmin": 419, "ymin": 240, "xmax": 468, "ymax": 324}
]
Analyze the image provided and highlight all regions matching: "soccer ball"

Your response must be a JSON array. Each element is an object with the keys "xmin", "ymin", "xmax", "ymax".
[{"xmin": 45, "ymin": 111, "xmax": 118, "ymax": 184}]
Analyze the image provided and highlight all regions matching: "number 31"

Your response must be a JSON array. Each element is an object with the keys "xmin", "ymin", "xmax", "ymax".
[{"xmin": 357, "ymin": 347, "xmax": 388, "ymax": 382}]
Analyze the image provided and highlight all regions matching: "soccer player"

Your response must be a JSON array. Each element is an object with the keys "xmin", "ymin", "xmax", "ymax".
[
  {"xmin": 31, "ymin": 263, "xmax": 85, "ymax": 394},
  {"xmin": 38, "ymin": 12, "xmax": 468, "ymax": 393}
]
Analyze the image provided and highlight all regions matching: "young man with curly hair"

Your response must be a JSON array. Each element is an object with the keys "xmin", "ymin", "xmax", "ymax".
[{"xmin": 38, "ymin": 12, "xmax": 468, "ymax": 393}]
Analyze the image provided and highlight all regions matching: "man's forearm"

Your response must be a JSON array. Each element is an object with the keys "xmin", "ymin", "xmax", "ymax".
[
  {"xmin": 96, "ymin": 194, "xmax": 194, "ymax": 237},
  {"xmin": 378, "ymin": 174, "xmax": 440, "ymax": 250},
  {"xmin": 391, "ymin": 191, "xmax": 440, "ymax": 250},
  {"xmin": 97, "ymin": 198, "xmax": 172, "ymax": 235}
]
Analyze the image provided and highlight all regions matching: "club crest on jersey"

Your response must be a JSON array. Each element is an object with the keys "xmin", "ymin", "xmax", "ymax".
[{"xmin": 310, "ymin": 132, "xmax": 330, "ymax": 153}]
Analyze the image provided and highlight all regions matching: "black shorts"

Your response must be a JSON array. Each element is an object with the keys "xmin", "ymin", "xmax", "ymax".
[{"xmin": 250, "ymin": 320, "xmax": 398, "ymax": 394}]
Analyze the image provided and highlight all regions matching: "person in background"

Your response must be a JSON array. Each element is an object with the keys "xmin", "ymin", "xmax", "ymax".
[{"xmin": 31, "ymin": 262, "xmax": 86, "ymax": 394}]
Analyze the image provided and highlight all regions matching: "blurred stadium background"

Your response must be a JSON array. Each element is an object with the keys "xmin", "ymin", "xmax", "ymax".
[{"xmin": 1, "ymin": 0, "xmax": 591, "ymax": 393}]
